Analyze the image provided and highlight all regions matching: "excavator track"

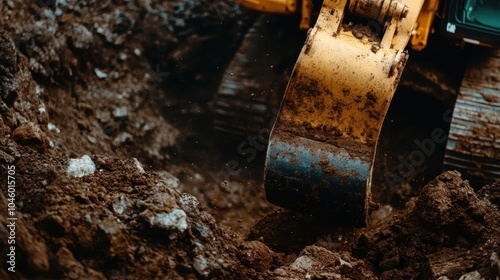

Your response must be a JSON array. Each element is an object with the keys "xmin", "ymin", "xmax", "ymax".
[
  {"xmin": 214, "ymin": 15, "xmax": 304, "ymax": 137},
  {"xmin": 444, "ymin": 48, "xmax": 500, "ymax": 185}
]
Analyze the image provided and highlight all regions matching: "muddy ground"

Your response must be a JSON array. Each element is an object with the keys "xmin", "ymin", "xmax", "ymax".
[{"xmin": 0, "ymin": 1, "xmax": 499, "ymax": 279}]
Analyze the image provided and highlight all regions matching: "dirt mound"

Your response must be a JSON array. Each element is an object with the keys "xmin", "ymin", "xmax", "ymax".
[
  {"xmin": 357, "ymin": 171, "xmax": 500, "ymax": 279},
  {"xmin": 1, "ymin": 154, "xmax": 254, "ymax": 279}
]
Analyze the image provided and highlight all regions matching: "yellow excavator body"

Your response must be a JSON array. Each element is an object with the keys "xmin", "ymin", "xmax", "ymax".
[
  {"xmin": 238, "ymin": 0, "xmax": 439, "ymax": 47},
  {"xmin": 411, "ymin": 0, "xmax": 440, "ymax": 50},
  {"xmin": 237, "ymin": 0, "xmax": 313, "ymax": 29},
  {"xmin": 236, "ymin": 0, "xmax": 298, "ymax": 14}
]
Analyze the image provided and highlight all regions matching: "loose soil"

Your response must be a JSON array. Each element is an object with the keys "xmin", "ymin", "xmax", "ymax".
[{"xmin": 0, "ymin": 1, "xmax": 498, "ymax": 279}]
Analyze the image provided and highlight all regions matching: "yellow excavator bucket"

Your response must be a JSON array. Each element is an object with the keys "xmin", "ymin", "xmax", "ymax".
[{"xmin": 264, "ymin": 0, "xmax": 425, "ymax": 225}]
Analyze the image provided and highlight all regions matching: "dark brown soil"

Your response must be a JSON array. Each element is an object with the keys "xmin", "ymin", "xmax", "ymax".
[{"xmin": 0, "ymin": 1, "xmax": 499, "ymax": 279}]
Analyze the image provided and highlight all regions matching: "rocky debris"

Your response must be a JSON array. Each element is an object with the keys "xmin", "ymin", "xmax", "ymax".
[
  {"xmin": 170, "ymin": 163, "xmax": 274, "ymax": 233},
  {"xmin": 478, "ymin": 181, "xmax": 500, "ymax": 207},
  {"xmin": 93, "ymin": 8, "xmax": 137, "ymax": 45},
  {"xmin": 55, "ymin": 247, "xmax": 105, "ymax": 280},
  {"xmin": 0, "ymin": 150, "xmax": 15, "ymax": 164},
  {"xmin": 68, "ymin": 23, "xmax": 94, "ymax": 51},
  {"xmin": 238, "ymin": 240, "xmax": 278, "ymax": 272},
  {"xmin": 0, "ymin": 2, "xmax": 254, "ymax": 277},
  {"xmin": 0, "ymin": 31, "xmax": 20, "ymax": 104},
  {"xmin": 12, "ymin": 122, "xmax": 49, "ymax": 148},
  {"xmin": 1, "ymin": 155, "xmax": 254, "ymax": 279},
  {"xmin": 424, "ymin": 248, "xmax": 500, "ymax": 279},
  {"xmin": 357, "ymin": 171, "xmax": 500, "ymax": 279},
  {"xmin": 19, "ymin": 19, "xmax": 68, "ymax": 81},
  {"xmin": 131, "ymin": 114, "xmax": 180, "ymax": 161},
  {"xmin": 409, "ymin": 171, "xmax": 488, "ymax": 240},
  {"xmin": 1, "ymin": 0, "xmax": 244, "ymax": 166},
  {"xmin": 66, "ymin": 155, "xmax": 96, "ymax": 178},
  {"xmin": 267, "ymin": 245, "xmax": 377, "ymax": 280},
  {"xmin": 0, "ymin": 31, "xmax": 48, "ymax": 132}
]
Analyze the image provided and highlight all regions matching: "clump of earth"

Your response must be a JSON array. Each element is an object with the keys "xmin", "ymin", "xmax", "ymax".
[{"xmin": 0, "ymin": 1, "xmax": 498, "ymax": 279}]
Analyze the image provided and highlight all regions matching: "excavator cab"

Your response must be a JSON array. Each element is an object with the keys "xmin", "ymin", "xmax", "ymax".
[{"xmin": 443, "ymin": 0, "xmax": 500, "ymax": 46}]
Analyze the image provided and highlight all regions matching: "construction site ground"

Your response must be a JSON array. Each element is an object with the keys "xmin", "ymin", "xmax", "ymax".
[{"xmin": 0, "ymin": 1, "xmax": 499, "ymax": 279}]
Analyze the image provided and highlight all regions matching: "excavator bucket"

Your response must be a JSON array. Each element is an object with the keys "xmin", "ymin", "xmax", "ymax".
[{"xmin": 265, "ymin": 0, "xmax": 424, "ymax": 226}]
